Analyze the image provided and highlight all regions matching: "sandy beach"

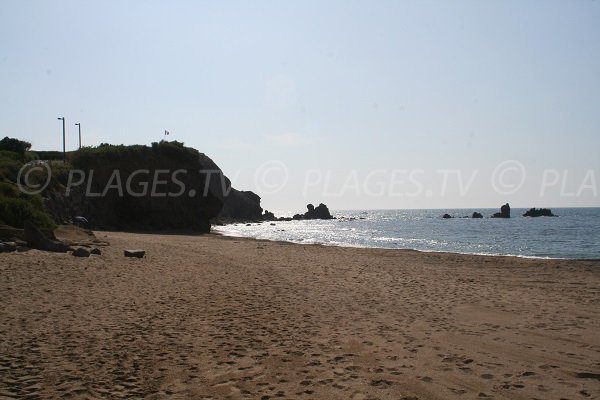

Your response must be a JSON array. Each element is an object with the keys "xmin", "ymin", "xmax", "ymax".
[{"xmin": 1, "ymin": 231, "xmax": 599, "ymax": 400}]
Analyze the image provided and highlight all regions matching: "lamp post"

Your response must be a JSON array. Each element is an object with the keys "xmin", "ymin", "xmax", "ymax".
[
  {"xmin": 57, "ymin": 117, "xmax": 66, "ymax": 161},
  {"xmin": 75, "ymin": 123, "xmax": 81, "ymax": 149}
]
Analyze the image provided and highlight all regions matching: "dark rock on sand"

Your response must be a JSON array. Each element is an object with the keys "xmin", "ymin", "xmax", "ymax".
[
  {"xmin": 0, "ymin": 242, "xmax": 17, "ymax": 252},
  {"xmin": 492, "ymin": 203, "xmax": 511, "ymax": 218},
  {"xmin": 24, "ymin": 221, "xmax": 71, "ymax": 253},
  {"xmin": 90, "ymin": 248, "xmax": 102, "ymax": 255},
  {"xmin": 472, "ymin": 212, "xmax": 483, "ymax": 219},
  {"xmin": 14, "ymin": 239, "xmax": 28, "ymax": 247},
  {"xmin": 0, "ymin": 224, "xmax": 24, "ymax": 242},
  {"xmin": 523, "ymin": 208, "xmax": 556, "ymax": 217},
  {"xmin": 72, "ymin": 248, "xmax": 91, "ymax": 257},
  {"xmin": 124, "ymin": 249, "xmax": 145, "ymax": 258}
]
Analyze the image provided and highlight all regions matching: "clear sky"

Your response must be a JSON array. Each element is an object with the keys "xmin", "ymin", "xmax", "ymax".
[{"xmin": 1, "ymin": 0, "xmax": 599, "ymax": 211}]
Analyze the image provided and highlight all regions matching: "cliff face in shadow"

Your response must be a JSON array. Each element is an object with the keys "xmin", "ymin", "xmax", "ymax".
[
  {"xmin": 217, "ymin": 188, "xmax": 263, "ymax": 221},
  {"xmin": 46, "ymin": 141, "xmax": 261, "ymax": 232}
]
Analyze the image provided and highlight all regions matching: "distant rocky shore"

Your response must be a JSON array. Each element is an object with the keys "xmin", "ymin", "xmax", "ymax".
[
  {"xmin": 441, "ymin": 204, "xmax": 558, "ymax": 219},
  {"xmin": 214, "ymin": 203, "xmax": 335, "ymax": 226}
]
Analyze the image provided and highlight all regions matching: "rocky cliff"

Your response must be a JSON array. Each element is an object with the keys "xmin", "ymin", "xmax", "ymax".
[
  {"xmin": 45, "ymin": 141, "xmax": 262, "ymax": 232},
  {"xmin": 216, "ymin": 188, "xmax": 263, "ymax": 221}
]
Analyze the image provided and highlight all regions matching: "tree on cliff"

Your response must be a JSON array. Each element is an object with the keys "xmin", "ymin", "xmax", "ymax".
[{"xmin": 0, "ymin": 137, "xmax": 31, "ymax": 159}]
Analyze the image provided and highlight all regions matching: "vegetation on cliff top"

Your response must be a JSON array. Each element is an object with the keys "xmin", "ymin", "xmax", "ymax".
[{"xmin": 0, "ymin": 137, "xmax": 56, "ymax": 231}]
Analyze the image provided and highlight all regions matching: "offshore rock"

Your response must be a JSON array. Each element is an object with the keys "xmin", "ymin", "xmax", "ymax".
[
  {"xmin": 293, "ymin": 203, "xmax": 334, "ymax": 220},
  {"xmin": 523, "ymin": 208, "xmax": 556, "ymax": 217},
  {"xmin": 492, "ymin": 203, "xmax": 511, "ymax": 218}
]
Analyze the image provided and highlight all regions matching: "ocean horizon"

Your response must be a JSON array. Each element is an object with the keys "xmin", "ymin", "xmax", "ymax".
[{"xmin": 216, "ymin": 207, "xmax": 600, "ymax": 260}]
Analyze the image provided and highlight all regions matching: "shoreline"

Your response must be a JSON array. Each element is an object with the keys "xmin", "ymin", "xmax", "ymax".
[
  {"xmin": 214, "ymin": 229, "xmax": 600, "ymax": 263},
  {"xmin": 2, "ymin": 231, "xmax": 599, "ymax": 399},
  {"xmin": 214, "ymin": 208, "xmax": 600, "ymax": 261}
]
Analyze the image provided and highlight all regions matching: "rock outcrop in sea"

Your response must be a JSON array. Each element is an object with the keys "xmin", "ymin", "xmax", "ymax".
[
  {"xmin": 262, "ymin": 210, "xmax": 276, "ymax": 221},
  {"xmin": 472, "ymin": 212, "xmax": 483, "ymax": 219},
  {"xmin": 293, "ymin": 203, "xmax": 334, "ymax": 220},
  {"xmin": 491, "ymin": 203, "xmax": 511, "ymax": 218},
  {"xmin": 523, "ymin": 208, "xmax": 557, "ymax": 217}
]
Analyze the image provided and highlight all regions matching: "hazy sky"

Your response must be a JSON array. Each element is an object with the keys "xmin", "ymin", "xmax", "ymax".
[{"xmin": 1, "ymin": 0, "xmax": 599, "ymax": 211}]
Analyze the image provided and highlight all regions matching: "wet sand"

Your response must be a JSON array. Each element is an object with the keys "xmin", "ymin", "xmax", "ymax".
[{"xmin": 1, "ymin": 231, "xmax": 599, "ymax": 399}]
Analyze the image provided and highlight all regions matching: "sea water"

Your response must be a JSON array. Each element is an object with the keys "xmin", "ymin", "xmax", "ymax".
[{"xmin": 215, "ymin": 208, "xmax": 600, "ymax": 259}]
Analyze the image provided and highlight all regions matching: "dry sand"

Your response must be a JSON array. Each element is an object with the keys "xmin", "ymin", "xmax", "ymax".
[{"xmin": 1, "ymin": 230, "xmax": 599, "ymax": 399}]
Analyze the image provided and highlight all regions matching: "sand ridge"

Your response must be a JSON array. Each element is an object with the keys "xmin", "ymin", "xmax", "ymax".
[{"xmin": 1, "ymin": 231, "xmax": 599, "ymax": 399}]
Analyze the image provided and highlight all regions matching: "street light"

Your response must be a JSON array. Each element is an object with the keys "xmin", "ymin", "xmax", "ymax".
[
  {"xmin": 75, "ymin": 123, "xmax": 81, "ymax": 149},
  {"xmin": 57, "ymin": 117, "xmax": 65, "ymax": 161}
]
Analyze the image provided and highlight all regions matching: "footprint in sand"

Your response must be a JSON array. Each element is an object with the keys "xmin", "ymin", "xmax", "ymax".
[{"xmin": 370, "ymin": 379, "xmax": 393, "ymax": 388}]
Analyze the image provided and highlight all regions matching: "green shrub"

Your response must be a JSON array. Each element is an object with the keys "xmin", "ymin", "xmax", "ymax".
[
  {"xmin": 70, "ymin": 141, "xmax": 200, "ymax": 171},
  {"xmin": 24, "ymin": 151, "xmax": 39, "ymax": 162},
  {"xmin": 0, "ymin": 151, "xmax": 23, "ymax": 182},
  {"xmin": 0, "ymin": 181, "xmax": 45, "ymax": 214},
  {"xmin": 48, "ymin": 160, "xmax": 72, "ymax": 186},
  {"xmin": 0, "ymin": 196, "xmax": 56, "ymax": 231},
  {"xmin": 0, "ymin": 182, "xmax": 19, "ymax": 197},
  {"xmin": 0, "ymin": 148, "xmax": 57, "ymax": 229}
]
